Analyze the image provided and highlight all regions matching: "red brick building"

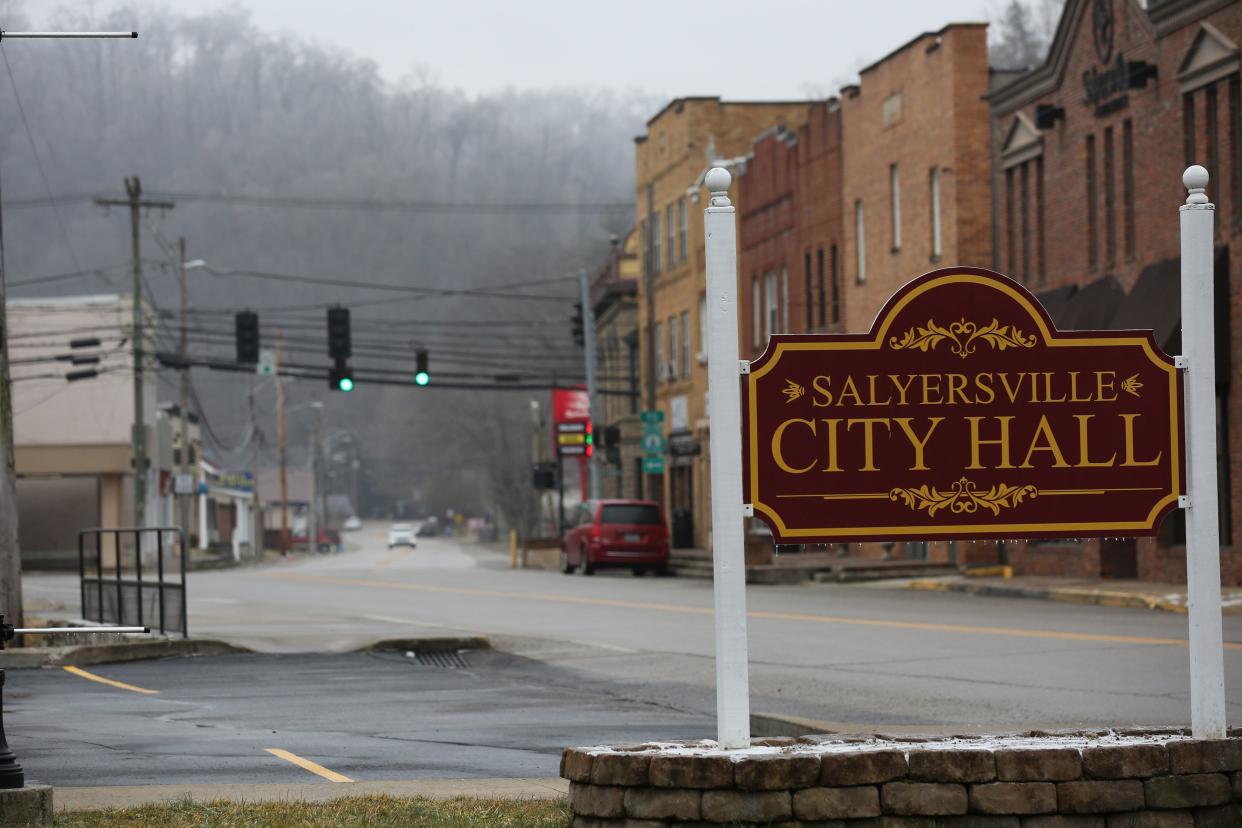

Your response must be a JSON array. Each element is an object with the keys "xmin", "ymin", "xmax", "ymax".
[{"xmin": 987, "ymin": 0, "xmax": 1241, "ymax": 584}]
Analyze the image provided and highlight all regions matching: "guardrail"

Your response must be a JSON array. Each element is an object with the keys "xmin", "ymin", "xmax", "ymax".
[{"xmin": 79, "ymin": 527, "xmax": 187, "ymax": 638}]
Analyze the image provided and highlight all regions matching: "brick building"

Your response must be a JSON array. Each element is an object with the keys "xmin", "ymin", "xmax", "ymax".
[
  {"xmin": 987, "ymin": 0, "xmax": 1241, "ymax": 584},
  {"xmin": 840, "ymin": 23, "xmax": 995, "ymax": 333},
  {"xmin": 635, "ymin": 97, "xmax": 812, "ymax": 549},
  {"xmin": 591, "ymin": 228, "xmax": 643, "ymax": 499}
]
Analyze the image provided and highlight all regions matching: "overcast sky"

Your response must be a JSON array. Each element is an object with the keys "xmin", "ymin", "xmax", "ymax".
[{"xmin": 39, "ymin": 0, "xmax": 997, "ymax": 99}]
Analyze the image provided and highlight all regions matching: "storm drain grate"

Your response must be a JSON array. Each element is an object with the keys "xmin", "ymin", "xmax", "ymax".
[{"xmin": 414, "ymin": 649, "xmax": 469, "ymax": 669}]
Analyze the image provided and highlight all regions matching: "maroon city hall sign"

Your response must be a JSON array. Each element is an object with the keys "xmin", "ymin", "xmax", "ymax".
[{"xmin": 742, "ymin": 268, "xmax": 1185, "ymax": 543}]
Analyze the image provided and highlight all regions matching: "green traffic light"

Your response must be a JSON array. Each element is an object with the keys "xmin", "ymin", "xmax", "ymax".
[
  {"xmin": 414, "ymin": 371, "xmax": 430, "ymax": 386},
  {"xmin": 338, "ymin": 377, "xmax": 354, "ymax": 392}
]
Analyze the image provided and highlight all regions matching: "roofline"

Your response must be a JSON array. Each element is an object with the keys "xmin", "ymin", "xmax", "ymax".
[
  {"xmin": 643, "ymin": 96, "xmax": 816, "ymax": 127},
  {"xmin": 984, "ymin": 0, "xmax": 1085, "ymax": 112},
  {"xmin": 857, "ymin": 22, "xmax": 988, "ymax": 78}
]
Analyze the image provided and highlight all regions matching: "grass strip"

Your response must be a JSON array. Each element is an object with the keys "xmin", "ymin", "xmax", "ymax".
[{"xmin": 53, "ymin": 794, "xmax": 571, "ymax": 828}]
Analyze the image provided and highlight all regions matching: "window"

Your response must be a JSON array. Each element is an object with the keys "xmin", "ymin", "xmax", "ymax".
[
  {"xmin": 698, "ymin": 295, "xmax": 708, "ymax": 357},
  {"xmin": 651, "ymin": 212, "xmax": 661, "ymax": 275},
  {"xmin": 1231, "ymin": 77, "xmax": 1241, "ymax": 225},
  {"xmin": 601, "ymin": 504, "xmax": 662, "ymax": 525},
  {"xmin": 1206, "ymin": 83, "xmax": 1219, "ymax": 181},
  {"xmin": 764, "ymin": 272, "xmax": 777, "ymax": 342},
  {"xmin": 678, "ymin": 196, "xmax": 687, "ymax": 262},
  {"xmin": 780, "ymin": 267, "xmax": 789, "ymax": 334},
  {"xmin": 680, "ymin": 311, "xmax": 690, "ymax": 377},
  {"xmin": 930, "ymin": 167, "xmax": 942, "ymax": 261},
  {"xmin": 752, "ymin": 277, "xmax": 761, "ymax": 348},
  {"xmin": 1036, "ymin": 157, "xmax": 1046, "ymax": 284},
  {"xmin": 653, "ymin": 321, "xmax": 663, "ymax": 380},
  {"xmin": 855, "ymin": 200, "xmax": 866, "ymax": 283},
  {"xmin": 667, "ymin": 316, "xmax": 677, "ymax": 380},
  {"xmin": 1005, "ymin": 167, "xmax": 1016, "ymax": 273},
  {"xmin": 830, "ymin": 244, "xmax": 840, "ymax": 324},
  {"xmin": 1122, "ymin": 119, "xmax": 1135, "ymax": 261},
  {"xmin": 1020, "ymin": 162, "xmax": 1031, "ymax": 283},
  {"xmin": 804, "ymin": 253, "xmax": 813, "ymax": 331},
  {"xmin": 666, "ymin": 204, "xmax": 675, "ymax": 269},
  {"xmin": 1104, "ymin": 125, "xmax": 1115, "ymax": 268},
  {"xmin": 816, "ymin": 248, "xmax": 825, "ymax": 328},
  {"xmin": 890, "ymin": 164, "xmax": 901, "ymax": 252},
  {"xmin": 1086, "ymin": 134, "xmax": 1098, "ymax": 271},
  {"xmin": 1183, "ymin": 92, "xmax": 1196, "ymax": 168}
]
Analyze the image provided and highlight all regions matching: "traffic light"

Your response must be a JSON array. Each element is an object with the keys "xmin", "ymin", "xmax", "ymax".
[
  {"xmin": 329, "ymin": 360, "xmax": 353, "ymax": 392},
  {"xmin": 235, "ymin": 311, "xmax": 259, "ymax": 364},
  {"xmin": 571, "ymin": 303, "xmax": 584, "ymax": 346},
  {"xmin": 414, "ymin": 350, "xmax": 430, "ymax": 386},
  {"xmin": 584, "ymin": 421, "xmax": 594, "ymax": 457},
  {"xmin": 327, "ymin": 306, "xmax": 351, "ymax": 360}
]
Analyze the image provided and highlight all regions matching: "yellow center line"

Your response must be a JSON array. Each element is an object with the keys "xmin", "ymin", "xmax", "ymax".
[
  {"xmin": 265, "ymin": 748, "xmax": 354, "ymax": 782},
  {"xmin": 263, "ymin": 571, "xmax": 1242, "ymax": 651},
  {"xmin": 63, "ymin": 665, "xmax": 159, "ymax": 695},
  {"xmin": 375, "ymin": 549, "xmax": 406, "ymax": 569}
]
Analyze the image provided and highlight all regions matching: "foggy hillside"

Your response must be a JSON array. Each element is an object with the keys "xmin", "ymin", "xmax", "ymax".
[{"xmin": 1, "ymin": 3, "xmax": 654, "ymax": 526}]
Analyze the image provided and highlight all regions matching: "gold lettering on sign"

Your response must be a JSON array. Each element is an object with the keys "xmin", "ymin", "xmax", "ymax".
[
  {"xmin": 846, "ymin": 418, "xmax": 891, "ymax": 472},
  {"xmin": 966, "ymin": 416, "xmax": 1015, "ymax": 470},
  {"xmin": 1074, "ymin": 414, "xmax": 1116, "ymax": 467},
  {"xmin": 893, "ymin": 417, "xmax": 944, "ymax": 471},
  {"xmin": 1020, "ymin": 415, "xmax": 1070, "ymax": 468},
  {"xmin": 772, "ymin": 418, "xmax": 816, "ymax": 474},
  {"xmin": 1121, "ymin": 413, "xmax": 1162, "ymax": 466}
]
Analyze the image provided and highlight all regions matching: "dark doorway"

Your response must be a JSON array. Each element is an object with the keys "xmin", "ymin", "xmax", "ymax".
[
  {"xmin": 670, "ymin": 464, "xmax": 694, "ymax": 548},
  {"xmin": 1099, "ymin": 538, "xmax": 1138, "ymax": 579}
]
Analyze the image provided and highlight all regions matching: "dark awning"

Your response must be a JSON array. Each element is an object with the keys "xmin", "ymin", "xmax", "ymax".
[
  {"xmin": 1111, "ymin": 256, "xmax": 1181, "ymax": 352},
  {"xmin": 1034, "ymin": 284, "xmax": 1078, "ymax": 329},
  {"xmin": 1056, "ymin": 275, "xmax": 1126, "ymax": 331}
]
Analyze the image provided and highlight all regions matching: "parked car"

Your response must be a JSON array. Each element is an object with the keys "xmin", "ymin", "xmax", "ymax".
[
  {"xmin": 343, "ymin": 515, "xmax": 362, "ymax": 531},
  {"xmin": 387, "ymin": 523, "xmax": 417, "ymax": 549},
  {"xmin": 291, "ymin": 527, "xmax": 342, "ymax": 554},
  {"xmin": 561, "ymin": 500, "xmax": 669, "ymax": 576},
  {"xmin": 415, "ymin": 519, "xmax": 439, "ymax": 537}
]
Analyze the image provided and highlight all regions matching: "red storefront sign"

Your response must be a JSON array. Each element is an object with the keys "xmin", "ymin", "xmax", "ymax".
[{"xmin": 742, "ymin": 268, "xmax": 1184, "ymax": 543}]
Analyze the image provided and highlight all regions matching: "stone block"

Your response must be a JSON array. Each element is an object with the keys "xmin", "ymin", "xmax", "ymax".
[
  {"xmin": 820, "ymin": 749, "xmax": 908, "ymax": 785},
  {"xmin": 793, "ymin": 785, "xmax": 881, "ymax": 819},
  {"xmin": 594, "ymin": 753, "xmax": 650, "ymax": 786},
  {"xmin": 1145, "ymin": 774, "xmax": 1232, "ymax": 809},
  {"xmin": 881, "ymin": 781, "xmax": 968, "ymax": 815},
  {"xmin": 735, "ymin": 754, "xmax": 821, "ymax": 790},
  {"xmin": 969, "ymin": 781, "xmax": 1056, "ymax": 814},
  {"xmin": 573, "ymin": 818, "xmax": 664, "ymax": 828},
  {"xmin": 700, "ymin": 789, "xmax": 792, "ymax": 823},
  {"xmin": 1105, "ymin": 811, "xmax": 1194, "ymax": 828},
  {"xmin": 996, "ymin": 748, "xmax": 1083, "ymax": 782},
  {"xmin": 0, "ymin": 784, "xmax": 52, "ymax": 827},
  {"xmin": 562, "ymin": 749, "xmax": 595, "ymax": 783},
  {"xmin": 570, "ymin": 783, "xmax": 626, "ymax": 818},
  {"xmin": 648, "ymin": 754, "xmax": 733, "ymax": 789},
  {"xmin": 623, "ymin": 786, "xmax": 700, "ymax": 821},
  {"xmin": 908, "ymin": 749, "xmax": 996, "ymax": 783},
  {"xmin": 1166, "ymin": 741, "xmax": 1242, "ymax": 774},
  {"xmin": 1056, "ymin": 780, "xmax": 1145, "ymax": 813},
  {"xmin": 1191, "ymin": 803, "xmax": 1242, "ymax": 828},
  {"xmin": 1081, "ymin": 744, "xmax": 1169, "ymax": 779},
  {"xmin": 1022, "ymin": 816, "xmax": 1107, "ymax": 828}
]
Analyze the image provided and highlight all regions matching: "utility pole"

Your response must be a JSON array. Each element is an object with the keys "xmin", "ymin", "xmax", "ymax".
[
  {"xmin": 276, "ymin": 331, "xmax": 289, "ymax": 557},
  {"xmin": 95, "ymin": 179, "xmax": 173, "ymax": 532},
  {"xmin": 177, "ymin": 238, "xmax": 191, "ymax": 552},
  {"xmin": 308, "ymin": 402, "xmax": 323, "ymax": 553},
  {"xmin": 578, "ymin": 267, "xmax": 601, "ymax": 500},
  {"xmin": 248, "ymin": 373, "xmax": 261, "ymax": 560}
]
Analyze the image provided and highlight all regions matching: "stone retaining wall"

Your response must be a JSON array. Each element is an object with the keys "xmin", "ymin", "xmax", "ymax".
[{"xmin": 560, "ymin": 731, "xmax": 1242, "ymax": 826}]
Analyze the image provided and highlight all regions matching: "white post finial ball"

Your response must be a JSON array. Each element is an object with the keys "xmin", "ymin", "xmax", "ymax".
[
  {"xmin": 705, "ymin": 167, "xmax": 731, "ymax": 193},
  {"xmin": 1183, "ymin": 165, "xmax": 1209, "ymax": 192}
]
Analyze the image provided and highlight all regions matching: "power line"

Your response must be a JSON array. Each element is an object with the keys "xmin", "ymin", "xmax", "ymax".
[{"xmin": 203, "ymin": 266, "xmax": 575, "ymax": 303}]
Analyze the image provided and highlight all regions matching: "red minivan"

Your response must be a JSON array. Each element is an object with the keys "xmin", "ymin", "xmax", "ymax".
[{"xmin": 561, "ymin": 499, "xmax": 670, "ymax": 576}]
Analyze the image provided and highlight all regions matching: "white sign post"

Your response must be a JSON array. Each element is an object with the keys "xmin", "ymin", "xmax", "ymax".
[
  {"xmin": 1179, "ymin": 165, "xmax": 1227, "ymax": 739},
  {"xmin": 702, "ymin": 167, "xmax": 750, "ymax": 749}
]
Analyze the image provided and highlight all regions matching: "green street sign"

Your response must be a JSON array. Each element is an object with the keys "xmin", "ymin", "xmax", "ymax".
[
  {"xmin": 643, "ymin": 455, "xmax": 665, "ymax": 474},
  {"xmin": 640, "ymin": 409, "xmax": 665, "ymax": 425},
  {"xmin": 640, "ymin": 432, "xmax": 666, "ymax": 455}
]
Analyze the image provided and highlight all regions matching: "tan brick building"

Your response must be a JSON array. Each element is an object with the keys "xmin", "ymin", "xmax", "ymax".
[
  {"xmin": 635, "ymin": 97, "xmax": 812, "ymax": 549},
  {"xmin": 840, "ymin": 24, "xmax": 995, "ymax": 332},
  {"xmin": 591, "ymin": 228, "xmax": 643, "ymax": 499},
  {"xmin": 987, "ymin": 0, "xmax": 1242, "ymax": 585}
]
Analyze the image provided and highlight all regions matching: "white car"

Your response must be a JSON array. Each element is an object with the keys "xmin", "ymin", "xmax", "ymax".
[
  {"xmin": 387, "ymin": 523, "xmax": 416, "ymax": 549},
  {"xmin": 343, "ymin": 515, "xmax": 362, "ymax": 531}
]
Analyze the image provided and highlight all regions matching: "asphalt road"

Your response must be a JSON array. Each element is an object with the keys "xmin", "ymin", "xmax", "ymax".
[{"xmin": 14, "ymin": 524, "xmax": 1242, "ymax": 786}]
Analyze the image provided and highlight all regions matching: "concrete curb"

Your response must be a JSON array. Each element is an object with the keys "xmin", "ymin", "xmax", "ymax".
[
  {"xmin": 0, "ymin": 638, "xmax": 251, "ymax": 669},
  {"xmin": 905, "ymin": 578, "xmax": 1197, "ymax": 614}
]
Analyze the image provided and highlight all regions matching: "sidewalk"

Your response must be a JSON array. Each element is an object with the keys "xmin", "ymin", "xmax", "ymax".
[
  {"xmin": 55, "ymin": 778, "xmax": 569, "ymax": 811},
  {"xmin": 904, "ymin": 573, "xmax": 1242, "ymax": 614}
]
